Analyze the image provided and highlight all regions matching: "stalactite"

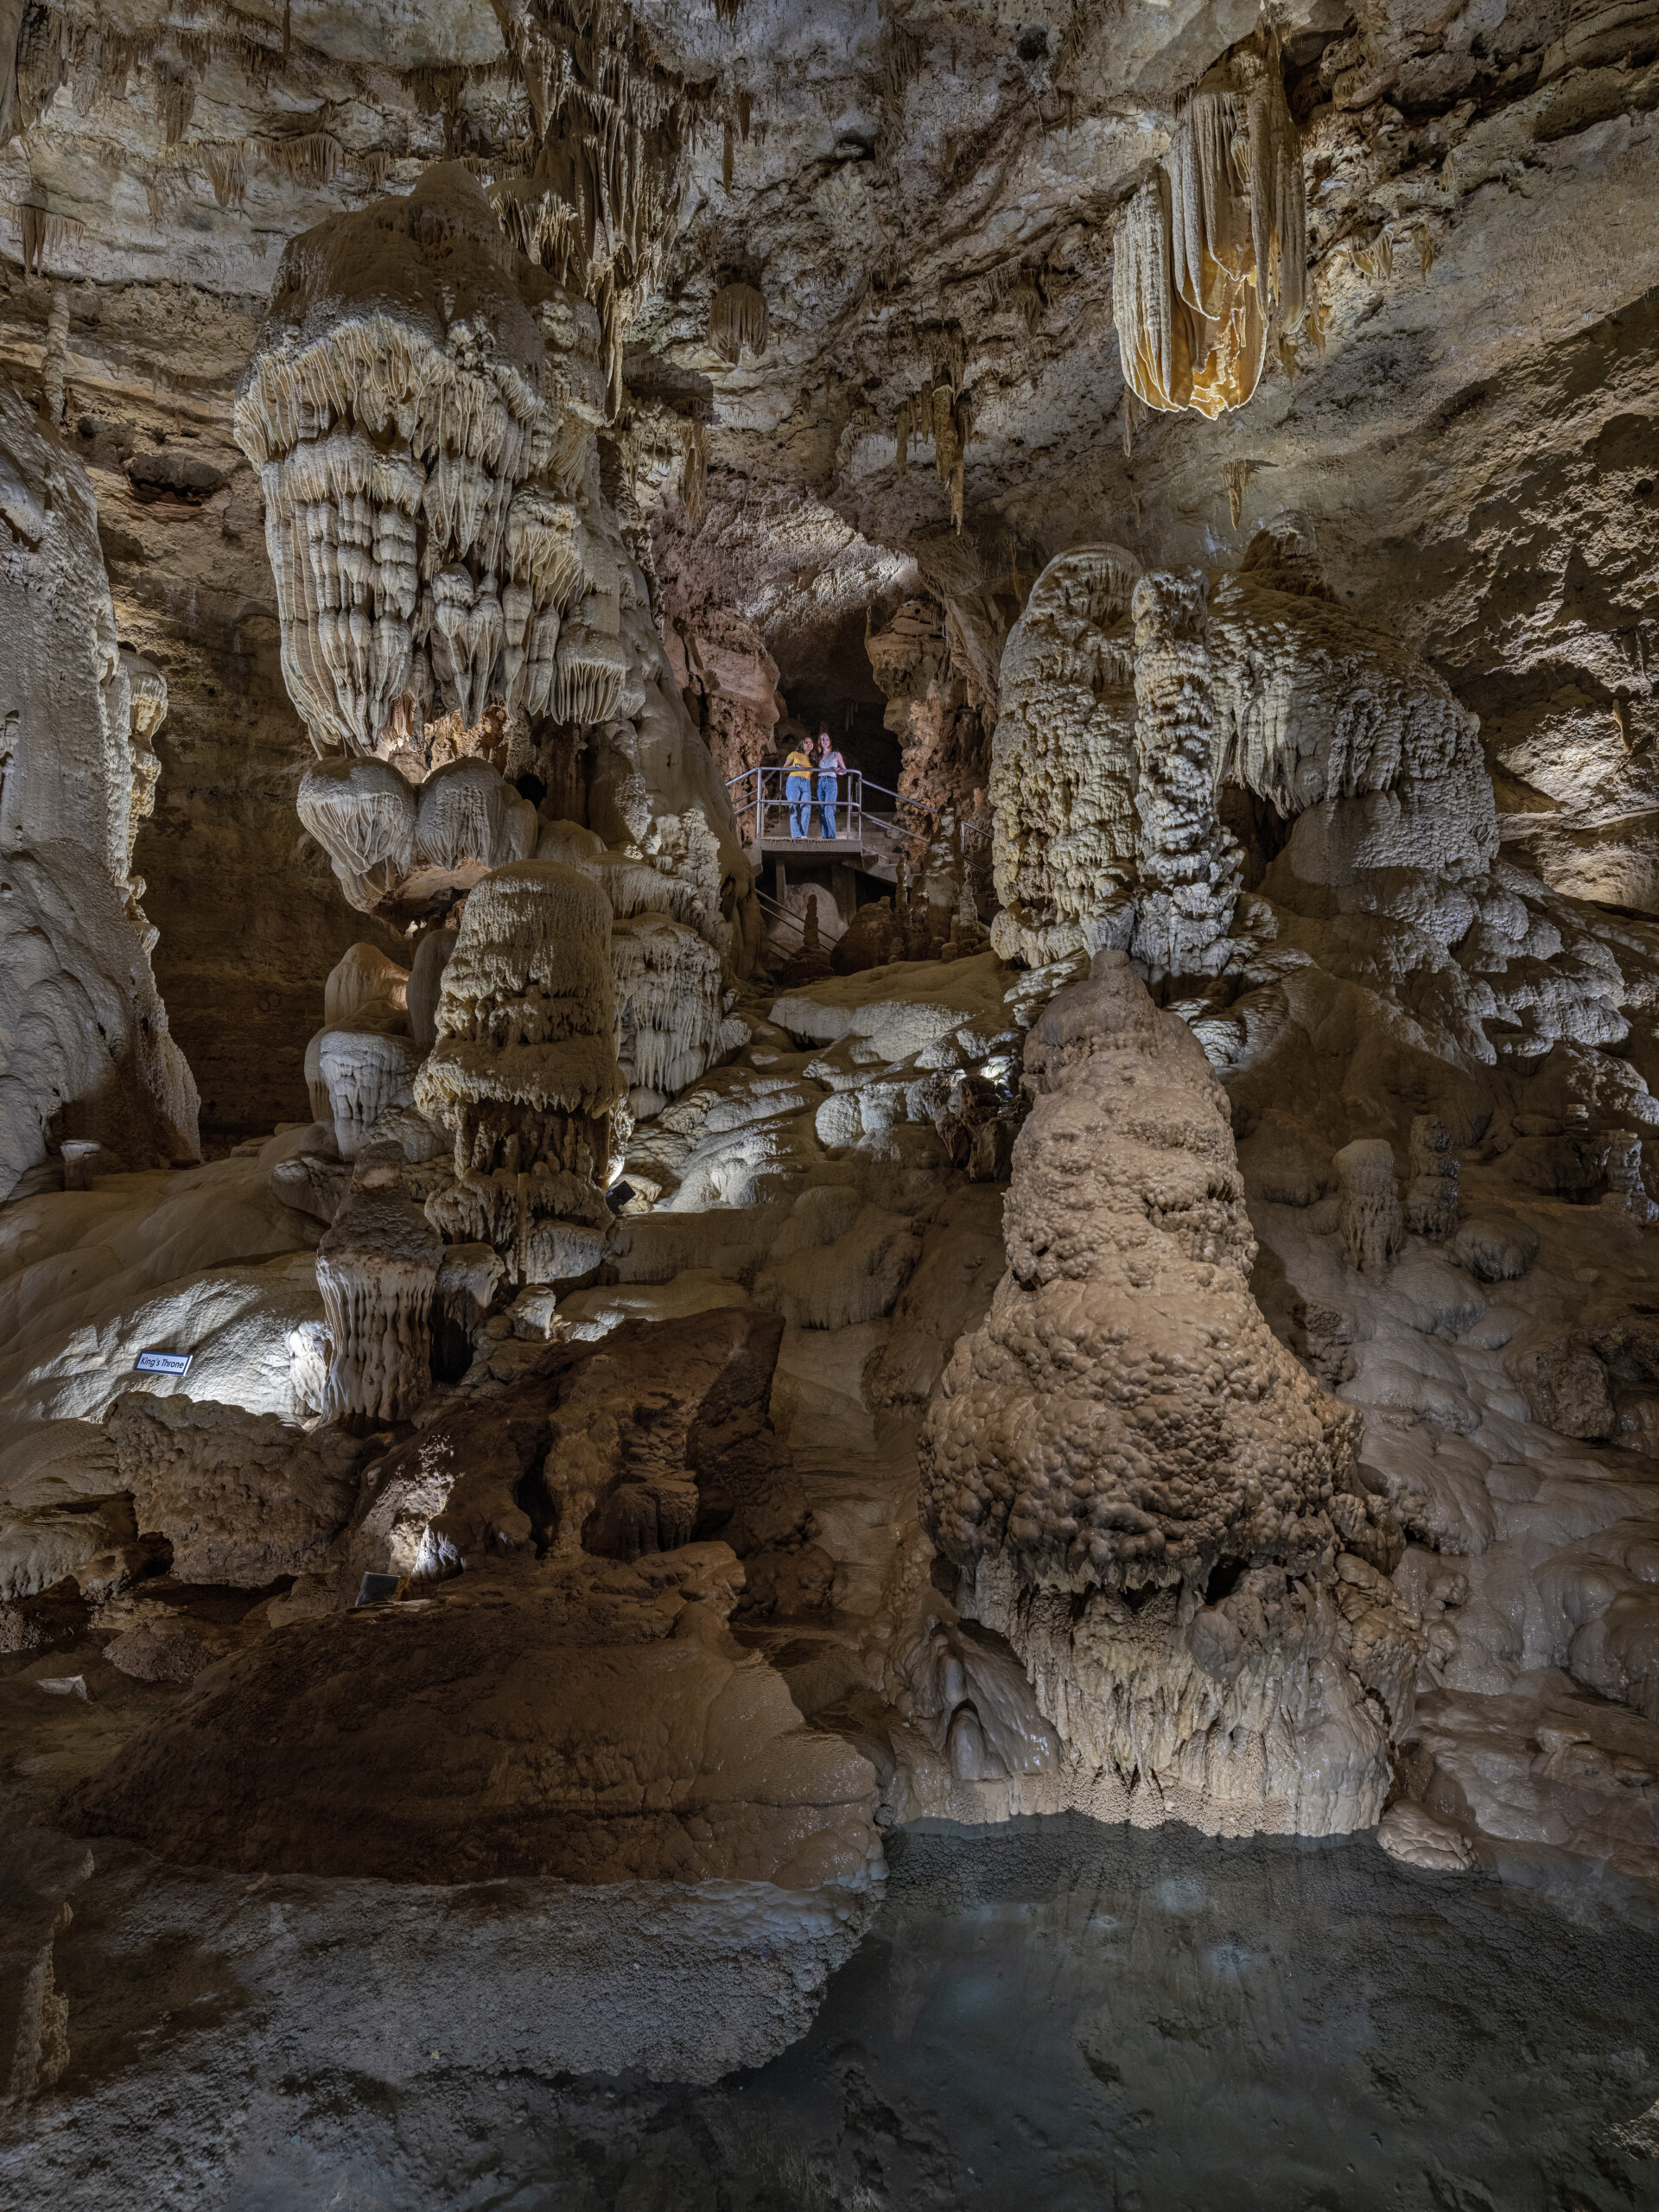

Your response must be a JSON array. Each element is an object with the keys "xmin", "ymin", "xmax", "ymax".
[
  {"xmin": 489, "ymin": 1, "xmax": 698, "ymax": 424},
  {"xmin": 14, "ymin": 202, "xmax": 84, "ymax": 276},
  {"xmin": 722, "ymin": 116, "xmax": 734, "ymax": 192},
  {"xmin": 156, "ymin": 65, "xmax": 197, "ymax": 147},
  {"xmin": 709, "ymin": 280, "xmax": 768, "ymax": 364},
  {"xmin": 1355, "ymin": 231, "xmax": 1393, "ymax": 283},
  {"xmin": 1112, "ymin": 26, "xmax": 1305, "ymax": 422},
  {"xmin": 199, "ymin": 141, "xmax": 250, "ymax": 209},
  {"xmin": 263, "ymin": 130, "xmax": 346, "ymax": 187},
  {"xmin": 234, "ymin": 165, "xmax": 620, "ymax": 763}
]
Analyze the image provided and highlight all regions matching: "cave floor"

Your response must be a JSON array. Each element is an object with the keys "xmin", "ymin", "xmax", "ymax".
[{"xmin": 5, "ymin": 1634, "xmax": 1658, "ymax": 2212}]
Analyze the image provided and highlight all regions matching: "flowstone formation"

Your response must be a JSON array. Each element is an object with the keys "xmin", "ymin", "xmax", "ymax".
[
  {"xmin": 0, "ymin": 386, "xmax": 199, "ymax": 1196},
  {"xmin": 921, "ymin": 953, "xmax": 1417, "ymax": 1835}
]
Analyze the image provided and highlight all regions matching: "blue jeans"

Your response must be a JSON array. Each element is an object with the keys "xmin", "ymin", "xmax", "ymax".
[
  {"xmin": 786, "ymin": 774, "xmax": 810, "ymax": 837},
  {"xmin": 817, "ymin": 773, "xmax": 838, "ymax": 838}
]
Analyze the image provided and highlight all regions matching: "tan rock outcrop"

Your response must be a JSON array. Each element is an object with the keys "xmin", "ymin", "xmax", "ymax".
[
  {"xmin": 68, "ymin": 1309, "xmax": 879, "ymax": 1889},
  {"xmin": 107, "ymin": 1393, "xmax": 369, "ymax": 1586}
]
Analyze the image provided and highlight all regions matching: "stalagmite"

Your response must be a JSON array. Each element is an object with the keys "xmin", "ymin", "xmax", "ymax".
[
  {"xmin": 920, "ymin": 955, "xmax": 1415, "ymax": 1836},
  {"xmin": 315, "ymin": 1141, "xmax": 442, "ymax": 1431},
  {"xmin": 988, "ymin": 544, "xmax": 1142, "ymax": 965},
  {"xmin": 318, "ymin": 1030, "xmax": 426, "ymax": 1161},
  {"xmin": 611, "ymin": 912, "xmax": 728, "ymax": 1114},
  {"xmin": 1404, "ymin": 1114, "xmax": 1459, "ymax": 1240},
  {"xmin": 407, "ymin": 928, "xmax": 458, "ymax": 1051},
  {"xmin": 1336, "ymin": 1138, "xmax": 1404, "ymax": 1273},
  {"xmin": 323, "ymin": 944, "xmax": 409, "ymax": 1032},
  {"xmin": 414, "ymin": 861, "xmax": 626, "ymax": 1284},
  {"xmin": 1129, "ymin": 569, "xmax": 1242, "ymax": 990},
  {"xmin": 1602, "ymin": 1132, "xmax": 1659, "ymax": 1224},
  {"xmin": 41, "ymin": 285, "xmax": 67, "ymax": 424}
]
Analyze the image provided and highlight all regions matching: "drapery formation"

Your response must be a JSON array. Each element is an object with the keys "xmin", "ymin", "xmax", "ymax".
[{"xmin": 1112, "ymin": 29, "xmax": 1306, "ymax": 419}]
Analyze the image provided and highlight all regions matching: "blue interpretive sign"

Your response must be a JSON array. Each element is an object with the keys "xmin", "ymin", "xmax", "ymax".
[{"xmin": 134, "ymin": 1351, "xmax": 193, "ymax": 1376}]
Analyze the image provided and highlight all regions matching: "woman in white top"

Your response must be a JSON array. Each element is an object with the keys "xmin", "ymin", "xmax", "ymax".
[{"xmin": 816, "ymin": 731, "xmax": 847, "ymax": 839}]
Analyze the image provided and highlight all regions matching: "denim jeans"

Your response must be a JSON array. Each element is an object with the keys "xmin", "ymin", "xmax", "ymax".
[
  {"xmin": 786, "ymin": 773, "xmax": 810, "ymax": 836},
  {"xmin": 816, "ymin": 772, "xmax": 838, "ymax": 838}
]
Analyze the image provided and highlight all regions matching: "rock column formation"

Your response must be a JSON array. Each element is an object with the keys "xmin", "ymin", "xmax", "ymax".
[
  {"xmin": 988, "ymin": 544, "xmax": 1141, "ymax": 966},
  {"xmin": 416, "ymin": 860, "xmax": 625, "ymax": 1285},
  {"xmin": 920, "ymin": 952, "xmax": 1418, "ymax": 1836},
  {"xmin": 1129, "ymin": 569, "xmax": 1243, "ymax": 991},
  {"xmin": 231, "ymin": 158, "xmax": 754, "ymax": 1314}
]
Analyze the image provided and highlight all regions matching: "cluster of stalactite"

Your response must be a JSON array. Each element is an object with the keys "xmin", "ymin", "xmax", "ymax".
[
  {"xmin": 1112, "ymin": 26, "xmax": 1306, "ymax": 419},
  {"xmin": 489, "ymin": 0, "xmax": 702, "ymax": 415}
]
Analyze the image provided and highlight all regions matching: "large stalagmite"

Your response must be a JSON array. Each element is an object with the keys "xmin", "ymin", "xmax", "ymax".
[
  {"xmin": 920, "ymin": 952, "xmax": 1419, "ymax": 1835},
  {"xmin": 415, "ymin": 859, "xmax": 626, "ymax": 1283},
  {"xmin": 1128, "ymin": 569, "xmax": 1243, "ymax": 989}
]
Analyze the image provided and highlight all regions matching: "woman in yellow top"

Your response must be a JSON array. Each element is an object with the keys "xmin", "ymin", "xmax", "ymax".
[{"xmin": 783, "ymin": 739, "xmax": 814, "ymax": 837}]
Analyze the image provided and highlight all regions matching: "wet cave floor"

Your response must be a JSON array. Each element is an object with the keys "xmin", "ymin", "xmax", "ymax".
[{"xmin": 213, "ymin": 1815, "xmax": 1659, "ymax": 2212}]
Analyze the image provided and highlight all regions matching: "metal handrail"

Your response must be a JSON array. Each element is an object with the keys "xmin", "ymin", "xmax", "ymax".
[
  {"xmin": 859, "ymin": 778, "xmax": 936, "ymax": 816},
  {"xmin": 725, "ymin": 764, "xmax": 937, "ymax": 849},
  {"xmin": 753, "ymin": 887, "xmax": 808, "ymax": 941}
]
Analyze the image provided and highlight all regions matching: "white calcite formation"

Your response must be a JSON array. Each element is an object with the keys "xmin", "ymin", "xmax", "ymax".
[
  {"xmin": 611, "ymin": 912, "xmax": 729, "ymax": 1117},
  {"xmin": 1129, "ymin": 569, "xmax": 1243, "ymax": 991},
  {"xmin": 235, "ymin": 156, "xmax": 752, "ymax": 956},
  {"xmin": 317, "ymin": 1029, "xmax": 426, "ymax": 1162},
  {"xmin": 0, "ymin": 385, "xmax": 198, "ymax": 1195},
  {"xmin": 1208, "ymin": 523, "xmax": 1497, "ymax": 900},
  {"xmin": 232, "ymin": 163, "xmax": 607, "ymax": 765},
  {"xmin": 315, "ymin": 1142, "xmax": 443, "ymax": 1431},
  {"xmin": 920, "ymin": 952, "xmax": 1418, "ymax": 1836},
  {"xmin": 415, "ymin": 860, "xmax": 625, "ymax": 1283},
  {"xmin": 988, "ymin": 544, "xmax": 1141, "ymax": 967}
]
